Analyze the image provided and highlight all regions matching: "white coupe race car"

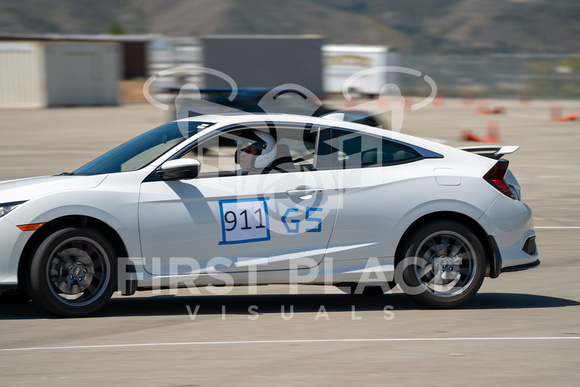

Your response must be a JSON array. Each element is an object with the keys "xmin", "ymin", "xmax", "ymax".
[{"xmin": 0, "ymin": 113, "xmax": 539, "ymax": 317}]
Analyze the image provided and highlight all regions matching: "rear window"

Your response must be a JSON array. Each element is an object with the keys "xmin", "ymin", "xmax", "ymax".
[{"xmin": 330, "ymin": 128, "xmax": 422, "ymax": 169}]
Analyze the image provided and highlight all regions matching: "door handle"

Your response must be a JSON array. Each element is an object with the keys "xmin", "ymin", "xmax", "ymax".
[{"xmin": 286, "ymin": 188, "xmax": 323, "ymax": 198}]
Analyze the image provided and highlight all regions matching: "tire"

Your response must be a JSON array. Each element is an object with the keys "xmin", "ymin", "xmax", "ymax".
[
  {"xmin": 26, "ymin": 226, "xmax": 117, "ymax": 317},
  {"xmin": 398, "ymin": 220, "xmax": 485, "ymax": 308}
]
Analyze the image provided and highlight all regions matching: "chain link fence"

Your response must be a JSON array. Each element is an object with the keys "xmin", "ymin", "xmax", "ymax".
[{"xmin": 397, "ymin": 53, "xmax": 580, "ymax": 99}]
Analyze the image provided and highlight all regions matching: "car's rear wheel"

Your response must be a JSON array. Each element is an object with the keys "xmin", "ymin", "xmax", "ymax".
[
  {"xmin": 27, "ymin": 226, "xmax": 117, "ymax": 317},
  {"xmin": 398, "ymin": 220, "xmax": 485, "ymax": 308}
]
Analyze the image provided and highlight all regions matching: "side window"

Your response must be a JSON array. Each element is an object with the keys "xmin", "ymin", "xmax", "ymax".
[
  {"xmin": 273, "ymin": 128, "xmax": 317, "ymax": 172},
  {"xmin": 180, "ymin": 129, "xmax": 248, "ymax": 178},
  {"xmin": 329, "ymin": 129, "xmax": 421, "ymax": 169},
  {"xmin": 177, "ymin": 125, "xmax": 320, "ymax": 178}
]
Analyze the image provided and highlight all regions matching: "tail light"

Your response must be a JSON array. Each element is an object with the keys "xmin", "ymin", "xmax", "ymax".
[{"xmin": 483, "ymin": 160, "xmax": 516, "ymax": 199}]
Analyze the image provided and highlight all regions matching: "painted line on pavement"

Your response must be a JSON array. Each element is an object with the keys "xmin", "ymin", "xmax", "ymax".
[
  {"xmin": 1, "ymin": 336, "xmax": 579, "ymax": 353},
  {"xmin": 536, "ymin": 226, "xmax": 580, "ymax": 229}
]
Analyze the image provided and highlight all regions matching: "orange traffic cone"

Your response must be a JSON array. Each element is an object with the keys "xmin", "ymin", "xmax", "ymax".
[
  {"xmin": 460, "ymin": 121, "xmax": 500, "ymax": 143},
  {"xmin": 462, "ymin": 93, "xmax": 474, "ymax": 106},
  {"xmin": 477, "ymin": 99, "xmax": 504, "ymax": 114},
  {"xmin": 432, "ymin": 94, "xmax": 445, "ymax": 107},
  {"xmin": 550, "ymin": 105, "xmax": 579, "ymax": 121}
]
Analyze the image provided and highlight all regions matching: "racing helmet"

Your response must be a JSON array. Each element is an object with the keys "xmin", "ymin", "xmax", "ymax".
[{"xmin": 238, "ymin": 131, "xmax": 277, "ymax": 169}]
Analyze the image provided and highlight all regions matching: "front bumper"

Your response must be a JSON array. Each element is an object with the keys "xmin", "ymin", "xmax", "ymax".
[{"xmin": 0, "ymin": 217, "xmax": 35, "ymax": 287}]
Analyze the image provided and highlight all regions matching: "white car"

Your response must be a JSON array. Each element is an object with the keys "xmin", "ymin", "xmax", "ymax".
[{"xmin": 0, "ymin": 113, "xmax": 539, "ymax": 317}]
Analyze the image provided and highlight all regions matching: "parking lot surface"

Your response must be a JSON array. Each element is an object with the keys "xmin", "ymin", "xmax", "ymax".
[{"xmin": 1, "ymin": 99, "xmax": 579, "ymax": 386}]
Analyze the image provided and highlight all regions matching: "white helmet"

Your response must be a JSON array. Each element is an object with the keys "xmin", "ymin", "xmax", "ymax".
[{"xmin": 238, "ymin": 131, "xmax": 277, "ymax": 170}]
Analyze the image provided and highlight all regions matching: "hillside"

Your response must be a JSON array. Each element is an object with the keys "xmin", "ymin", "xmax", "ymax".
[{"xmin": 0, "ymin": 0, "xmax": 579, "ymax": 53}]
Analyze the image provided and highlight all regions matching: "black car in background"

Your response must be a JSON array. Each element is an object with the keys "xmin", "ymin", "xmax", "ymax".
[{"xmin": 167, "ymin": 87, "xmax": 385, "ymax": 128}]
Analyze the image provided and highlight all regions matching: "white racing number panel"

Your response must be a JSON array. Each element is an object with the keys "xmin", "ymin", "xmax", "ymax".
[{"xmin": 219, "ymin": 198, "xmax": 270, "ymax": 244}]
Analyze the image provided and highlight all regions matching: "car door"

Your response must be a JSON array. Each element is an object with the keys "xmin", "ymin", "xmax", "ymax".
[{"xmin": 138, "ymin": 123, "xmax": 339, "ymax": 276}]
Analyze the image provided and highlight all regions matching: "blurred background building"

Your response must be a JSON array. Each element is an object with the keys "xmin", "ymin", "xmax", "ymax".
[
  {"xmin": 0, "ymin": 0, "xmax": 579, "ymax": 108},
  {"xmin": 0, "ymin": 40, "xmax": 121, "ymax": 108}
]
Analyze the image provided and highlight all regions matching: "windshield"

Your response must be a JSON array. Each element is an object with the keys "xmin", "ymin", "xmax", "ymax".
[{"xmin": 73, "ymin": 121, "xmax": 214, "ymax": 175}]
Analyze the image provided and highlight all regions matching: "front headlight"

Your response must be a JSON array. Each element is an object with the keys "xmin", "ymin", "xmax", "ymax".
[{"xmin": 0, "ymin": 201, "xmax": 26, "ymax": 218}]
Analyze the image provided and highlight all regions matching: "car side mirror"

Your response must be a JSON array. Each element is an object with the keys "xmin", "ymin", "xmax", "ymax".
[{"xmin": 157, "ymin": 159, "xmax": 201, "ymax": 181}]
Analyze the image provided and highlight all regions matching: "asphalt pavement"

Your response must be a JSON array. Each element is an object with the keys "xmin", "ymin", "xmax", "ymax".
[{"xmin": 0, "ymin": 98, "xmax": 579, "ymax": 386}]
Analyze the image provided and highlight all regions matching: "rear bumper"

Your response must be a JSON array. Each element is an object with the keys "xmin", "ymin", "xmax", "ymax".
[
  {"xmin": 501, "ymin": 258, "xmax": 540, "ymax": 273},
  {"xmin": 489, "ymin": 233, "xmax": 540, "ymax": 275},
  {"xmin": 479, "ymin": 195, "xmax": 539, "ymax": 278}
]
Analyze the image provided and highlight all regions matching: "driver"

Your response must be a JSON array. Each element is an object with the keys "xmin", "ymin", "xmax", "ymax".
[{"xmin": 237, "ymin": 131, "xmax": 277, "ymax": 173}]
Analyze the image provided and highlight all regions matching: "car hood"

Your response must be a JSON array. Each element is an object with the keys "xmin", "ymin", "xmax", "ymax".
[{"xmin": 0, "ymin": 174, "xmax": 108, "ymax": 203}]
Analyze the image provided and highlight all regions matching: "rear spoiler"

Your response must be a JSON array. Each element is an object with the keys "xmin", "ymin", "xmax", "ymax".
[{"xmin": 460, "ymin": 145, "xmax": 520, "ymax": 159}]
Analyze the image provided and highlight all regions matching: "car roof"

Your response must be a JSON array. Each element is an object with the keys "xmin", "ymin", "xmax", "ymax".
[
  {"xmin": 175, "ymin": 112, "xmax": 456, "ymax": 157},
  {"xmin": 176, "ymin": 112, "xmax": 391, "ymax": 138}
]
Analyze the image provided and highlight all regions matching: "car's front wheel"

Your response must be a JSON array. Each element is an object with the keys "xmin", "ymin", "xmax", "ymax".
[
  {"xmin": 27, "ymin": 225, "xmax": 117, "ymax": 317},
  {"xmin": 398, "ymin": 220, "xmax": 485, "ymax": 308}
]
